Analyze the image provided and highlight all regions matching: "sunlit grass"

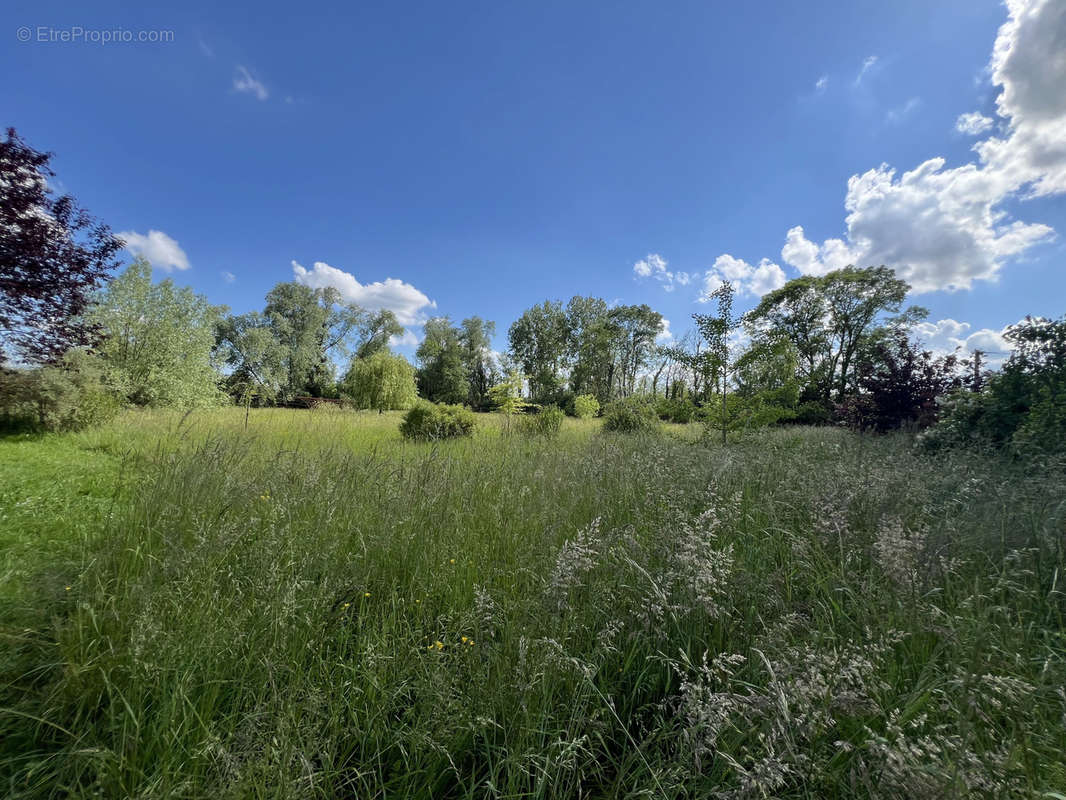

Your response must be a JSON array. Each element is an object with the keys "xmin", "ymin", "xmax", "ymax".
[{"xmin": 1, "ymin": 409, "xmax": 1064, "ymax": 798}]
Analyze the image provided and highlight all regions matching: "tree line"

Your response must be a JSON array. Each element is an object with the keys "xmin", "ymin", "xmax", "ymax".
[{"xmin": 2, "ymin": 127, "xmax": 1063, "ymax": 455}]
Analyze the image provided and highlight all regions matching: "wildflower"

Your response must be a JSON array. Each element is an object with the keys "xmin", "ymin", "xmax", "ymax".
[
  {"xmin": 468, "ymin": 639, "xmax": 474, "ymax": 646},
  {"xmin": 449, "ymin": 558, "xmax": 456, "ymax": 565},
  {"xmin": 364, "ymin": 592, "xmax": 371, "ymax": 598},
  {"xmin": 434, "ymin": 640, "xmax": 444, "ymax": 650},
  {"xmin": 342, "ymin": 602, "xmax": 350, "ymax": 609},
  {"xmin": 461, "ymin": 636, "xmax": 469, "ymax": 643},
  {"xmin": 64, "ymin": 586, "xmax": 71, "ymax": 591}
]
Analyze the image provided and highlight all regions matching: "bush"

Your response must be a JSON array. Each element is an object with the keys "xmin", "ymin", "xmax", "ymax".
[
  {"xmin": 399, "ymin": 402, "xmax": 476, "ymax": 441},
  {"xmin": 655, "ymin": 397, "xmax": 697, "ymax": 424},
  {"xmin": 790, "ymin": 401, "xmax": 832, "ymax": 426},
  {"xmin": 519, "ymin": 404, "xmax": 564, "ymax": 437},
  {"xmin": 0, "ymin": 350, "xmax": 120, "ymax": 433},
  {"xmin": 919, "ymin": 315, "xmax": 1066, "ymax": 456},
  {"xmin": 602, "ymin": 397, "xmax": 658, "ymax": 434},
  {"xmin": 572, "ymin": 394, "xmax": 600, "ymax": 419}
]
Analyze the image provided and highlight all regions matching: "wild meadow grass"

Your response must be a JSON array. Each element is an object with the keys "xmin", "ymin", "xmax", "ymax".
[{"xmin": 1, "ymin": 409, "xmax": 1065, "ymax": 798}]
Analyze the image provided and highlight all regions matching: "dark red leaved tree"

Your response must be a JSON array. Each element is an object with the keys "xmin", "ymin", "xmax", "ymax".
[{"xmin": 1, "ymin": 128, "xmax": 122, "ymax": 363}]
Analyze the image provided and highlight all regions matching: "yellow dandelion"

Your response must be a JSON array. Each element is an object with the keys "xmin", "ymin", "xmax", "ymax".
[
  {"xmin": 415, "ymin": 599, "xmax": 421, "ymax": 604},
  {"xmin": 364, "ymin": 592, "xmax": 371, "ymax": 598},
  {"xmin": 427, "ymin": 644, "xmax": 434, "ymax": 650},
  {"xmin": 64, "ymin": 586, "xmax": 71, "ymax": 591},
  {"xmin": 342, "ymin": 602, "xmax": 350, "ymax": 609},
  {"xmin": 449, "ymin": 558, "xmax": 455, "ymax": 565},
  {"xmin": 434, "ymin": 640, "xmax": 444, "ymax": 650},
  {"xmin": 460, "ymin": 636, "xmax": 468, "ymax": 644},
  {"xmin": 468, "ymin": 640, "xmax": 475, "ymax": 646}
]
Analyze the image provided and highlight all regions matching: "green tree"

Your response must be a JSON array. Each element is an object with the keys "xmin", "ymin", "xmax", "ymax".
[
  {"xmin": 459, "ymin": 316, "xmax": 498, "ymax": 410},
  {"xmin": 354, "ymin": 309, "xmax": 404, "ymax": 360},
  {"xmin": 508, "ymin": 300, "xmax": 569, "ymax": 404},
  {"xmin": 91, "ymin": 258, "xmax": 225, "ymax": 407},
  {"xmin": 565, "ymin": 296, "xmax": 614, "ymax": 404},
  {"xmin": 746, "ymin": 266, "xmax": 913, "ymax": 404},
  {"xmin": 693, "ymin": 282, "xmax": 740, "ymax": 444},
  {"xmin": 214, "ymin": 311, "xmax": 286, "ymax": 422},
  {"xmin": 341, "ymin": 350, "xmax": 417, "ymax": 412},
  {"xmin": 416, "ymin": 317, "xmax": 468, "ymax": 404},
  {"xmin": 262, "ymin": 282, "xmax": 366, "ymax": 400},
  {"xmin": 607, "ymin": 304, "xmax": 663, "ymax": 398}
]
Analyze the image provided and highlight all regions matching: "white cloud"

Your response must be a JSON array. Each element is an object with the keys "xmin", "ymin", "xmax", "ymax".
[
  {"xmin": 913, "ymin": 317, "xmax": 1014, "ymax": 366},
  {"xmin": 955, "ymin": 111, "xmax": 995, "ymax": 136},
  {"xmin": 291, "ymin": 260, "xmax": 435, "ymax": 325},
  {"xmin": 388, "ymin": 329, "xmax": 422, "ymax": 348},
  {"xmin": 234, "ymin": 66, "xmax": 269, "ymax": 100},
  {"xmin": 701, "ymin": 254, "xmax": 786, "ymax": 299},
  {"xmin": 854, "ymin": 55, "xmax": 879, "ymax": 86},
  {"xmin": 632, "ymin": 253, "xmax": 693, "ymax": 292},
  {"xmin": 656, "ymin": 318, "xmax": 673, "ymax": 343},
  {"xmin": 118, "ymin": 229, "xmax": 190, "ymax": 272},
  {"xmin": 221, "ymin": 270, "xmax": 236, "ymax": 284},
  {"xmin": 776, "ymin": 0, "xmax": 1065, "ymax": 293},
  {"xmin": 815, "ymin": 74, "xmax": 828, "ymax": 92}
]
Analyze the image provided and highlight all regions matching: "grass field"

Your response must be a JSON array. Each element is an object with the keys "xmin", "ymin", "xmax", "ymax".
[{"xmin": 2, "ymin": 408, "xmax": 1065, "ymax": 798}]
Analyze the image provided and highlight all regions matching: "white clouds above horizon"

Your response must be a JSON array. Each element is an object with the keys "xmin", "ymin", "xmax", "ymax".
[
  {"xmin": 234, "ymin": 66, "xmax": 269, "ymax": 100},
  {"xmin": 955, "ymin": 111, "xmax": 995, "ymax": 136},
  {"xmin": 291, "ymin": 260, "xmax": 435, "ymax": 325},
  {"xmin": 633, "ymin": 253, "xmax": 693, "ymax": 292},
  {"xmin": 775, "ymin": 0, "xmax": 1065, "ymax": 294},
  {"xmin": 701, "ymin": 254, "xmax": 786, "ymax": 299},
  {"xmin": 118, "ymin": 229, "xmax": 190, "ymax": 272},
  {"xmin": 221, "ymin": 270, "xmax": 236, "ymax": 284},
  {"xmin": 913, "ymin": 317, "xmax": 1014, "ymax": 366},
  {"xmin": 815, "ymin": 74, "xmax": 828, "ymax": 92},
  {"xmin": 656, "ymin": 318, "xmax": 673, "ymax": 343}
]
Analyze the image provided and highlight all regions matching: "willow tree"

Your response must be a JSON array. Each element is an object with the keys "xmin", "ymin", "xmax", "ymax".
[{"xmin": 341, "ymin": 350, "xmax": 417, "ymax": 412}]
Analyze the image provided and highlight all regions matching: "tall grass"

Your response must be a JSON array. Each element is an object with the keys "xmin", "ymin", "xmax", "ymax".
[{"xmin": 2, "ymin": 411, "xmax": 1064, "ymax": 797}]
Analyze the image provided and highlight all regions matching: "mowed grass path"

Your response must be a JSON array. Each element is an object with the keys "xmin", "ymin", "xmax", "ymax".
[{"xmin": 1, "ymin": 409, "xmax": 1065, "ymax": 798}]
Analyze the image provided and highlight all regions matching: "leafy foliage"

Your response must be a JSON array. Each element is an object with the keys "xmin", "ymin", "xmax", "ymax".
[
  {"xmin": 91, "ymin": 259, "xmax": 226, "ymax": 407},
  {"xmin": 340, "ymin": 350, "xmax": 417, "ymax": 411},
  {"xmin": 416, "ymin": 317, "xmax": 469, "ymax": 404},
  {"xmin": 572, "ymin": 393, "xmax": 600, "ymax": 419},
  {"xmin": 837, "ymin": 329, "xmax": 960, "ymax": 432},
  {"xmin": 0, "ymin": 129, "xmax": 122, "ymax": 363},
  {"xmin": 0, "ymin": 349, "xmax": 119, "ymax": 432},
  {"xmin": 519, "ymin": 404, "xmax": 564, "ymax": 437},
  {"xmin": 602, "ymin": 396, "xmax": 658, "ymax": 433},
  {"xmin": 655, "ymin": 397, "xmax": 698, "ymax": 424},
  {"xmin": 920, "ymin": 315, "xmax": 1066, "ymax": 455},
  {"xmin": 399, "ymin": 401, "xmax": 476, "ymax": 440},
  {"xmin": 488, "ymin": 369, "xmax": 528, "ymax": 417}
]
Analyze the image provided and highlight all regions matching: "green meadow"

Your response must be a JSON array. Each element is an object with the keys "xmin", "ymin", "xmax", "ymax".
[{"xmin": 2, "ymin": 409, "xmax": 1065, "ymax": 798}]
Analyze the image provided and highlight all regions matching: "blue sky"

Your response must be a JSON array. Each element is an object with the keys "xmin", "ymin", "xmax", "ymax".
[{"xmin": 5, "ymin": 0, "xmax": 1064, "ymax": 359}]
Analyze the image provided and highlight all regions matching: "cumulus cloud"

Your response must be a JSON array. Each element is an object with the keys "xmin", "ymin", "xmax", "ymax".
[
  {"xmin": 118, "ymin": 230, "xmax": 190, "ymax": 272},
  {"xmin": 633, "ymin": 253, "xmax": 693, "ymax": 292},
  {"xmin": 776, "ymin": 0, "xmax": 1064, "ymax": 293},
  {"xmin": 913, "ymin": 317, "xmax": 1014, "ymax": 366},
  {"xmin": 955, "ymin": 111, "xmax": 995, "ymax": 135},
  {"xmin": 234, "ymin": 66, "xmax": 268, "ymax": 100},
  {"xmin": 291, "ymin": 260, "xmax": 435, "ymax": 325},
  {"xmin": 701, "ymin": 254, "xmax": 787, "ymax": 299}
]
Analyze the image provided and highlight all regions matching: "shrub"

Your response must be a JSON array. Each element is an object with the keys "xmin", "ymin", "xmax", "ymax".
[
  {"xmin": 655, "ymin": 397, "xmax": 697, "ymax": 424},
  {"xmin": 790, "ymin": 401, "xmax": 833, "ymax": 426},
  {"xmin": 572, "ymin": 394, "xmax": 600, "ymax": 419},
  {"xmin": 602, "ymin": 397, "xmax": 658, "ymax": 434},
  {"xmin": 399, "ymin": 402, "xmax": 476, "ymax": 440},
  {"xmin": 919, "ymin": 315, "xmax": 1066, "ymax": 456},
  {"xmin": 0, "ymin": 350, "xmax": 120, "ymax": 433},
  {"xmin": 519, "ymin": 404, "xmax": 564, "ymax": 437}
]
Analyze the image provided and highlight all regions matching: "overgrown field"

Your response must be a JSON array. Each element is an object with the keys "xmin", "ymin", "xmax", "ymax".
[{"xmin": 2, "ymin": 409, "xmax": 1065, "ymax": 798}]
